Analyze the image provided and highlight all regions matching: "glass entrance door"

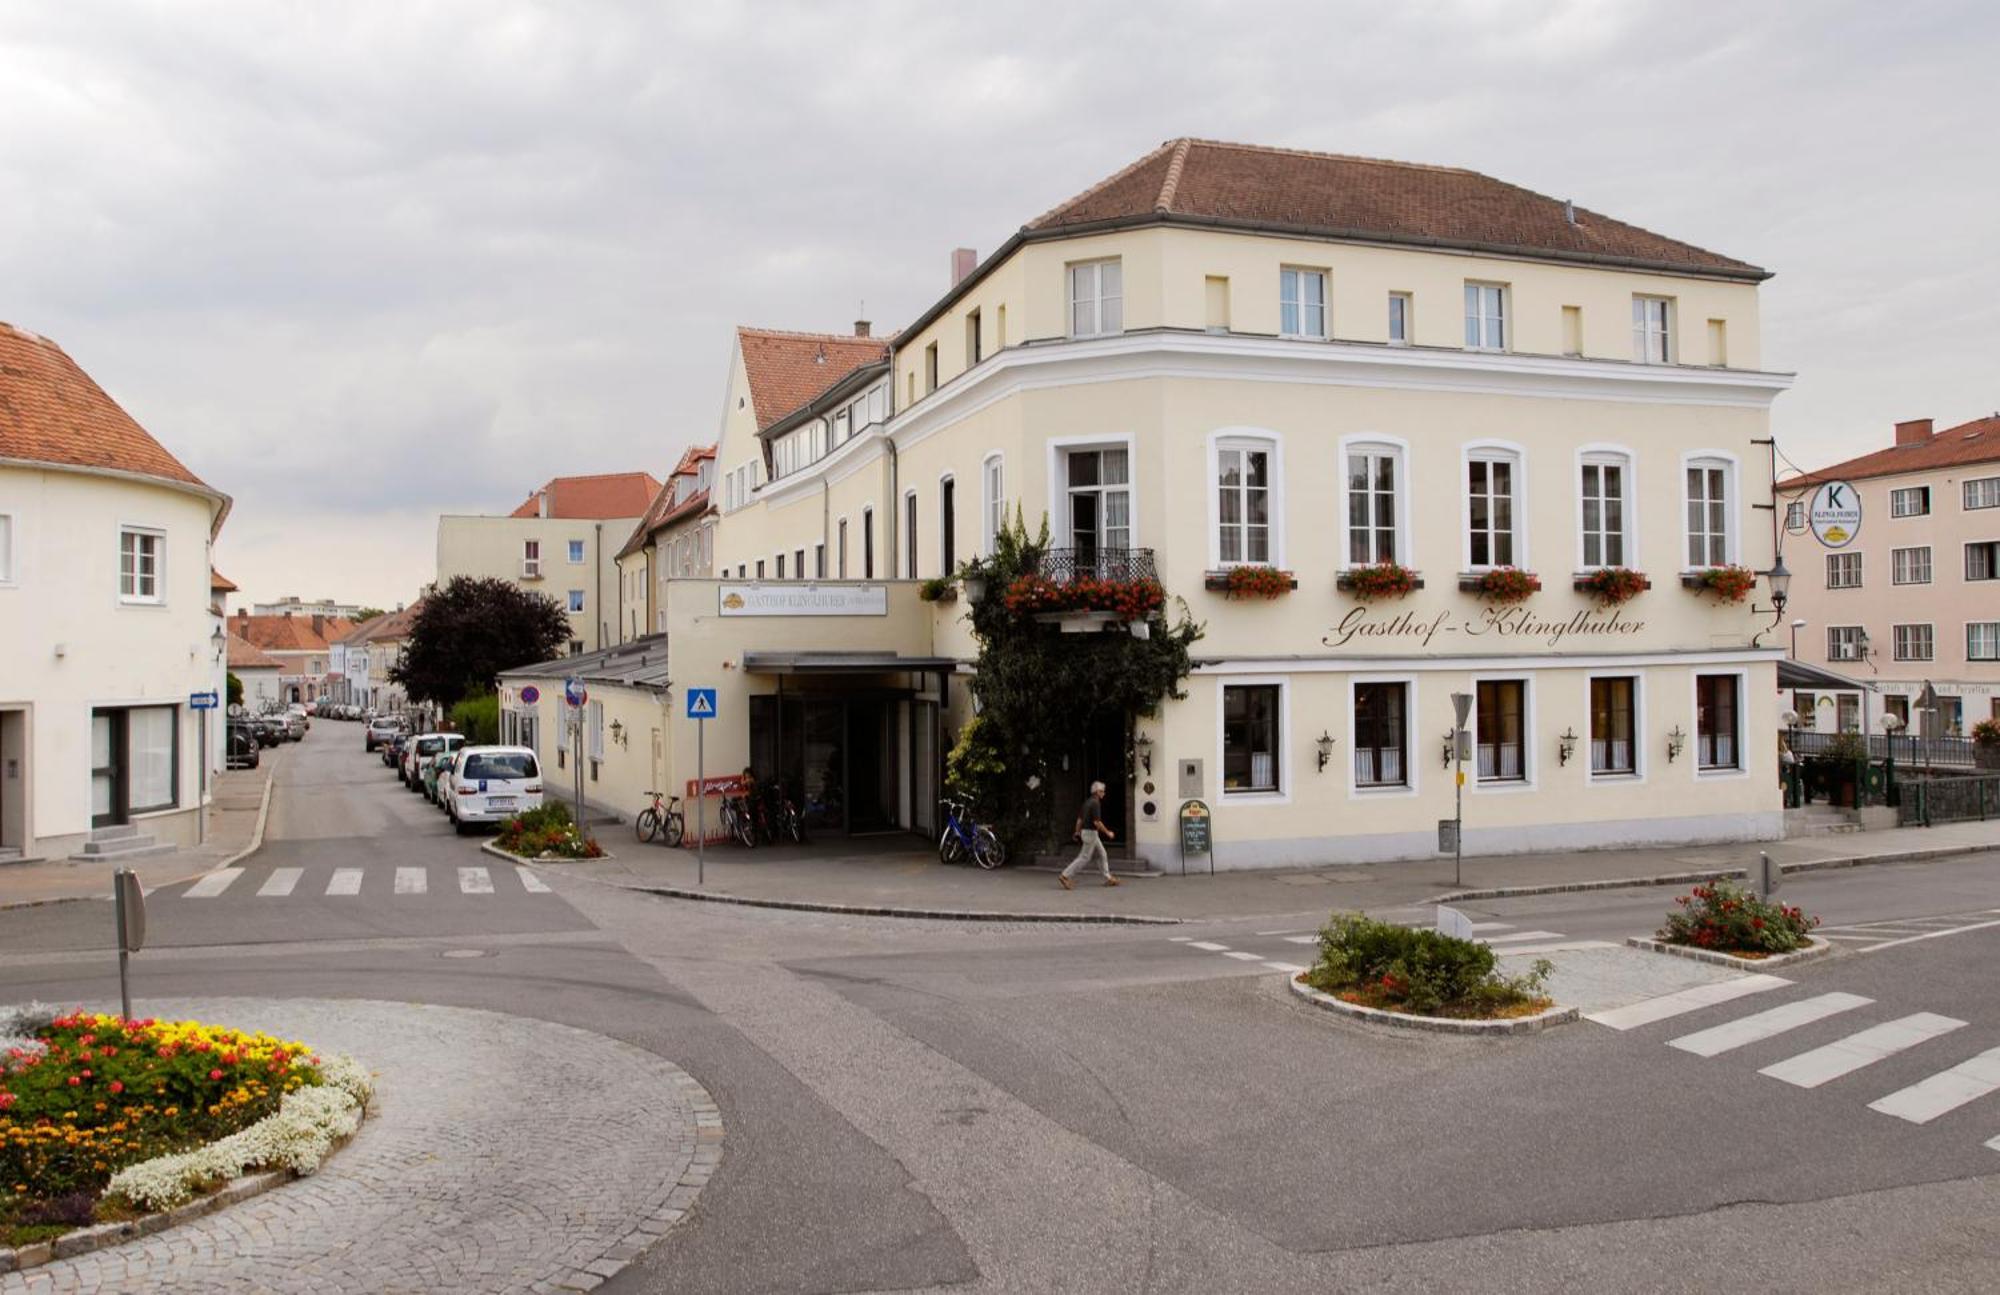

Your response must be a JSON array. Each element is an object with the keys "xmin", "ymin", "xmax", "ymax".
[{"xmin": 91, "ymin": 710, "xmax": 126, "ymax": 828}]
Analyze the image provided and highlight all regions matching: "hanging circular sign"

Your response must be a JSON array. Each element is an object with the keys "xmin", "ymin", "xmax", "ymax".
[{"xmin": 1808, "ymin": 480, "xmax": 1862, "ymax": 549}]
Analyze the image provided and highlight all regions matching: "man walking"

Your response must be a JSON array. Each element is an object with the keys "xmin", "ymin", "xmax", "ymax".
[{"xmin": 1059, "ymin": 780, "xmax": 1119, "ymax": 889}]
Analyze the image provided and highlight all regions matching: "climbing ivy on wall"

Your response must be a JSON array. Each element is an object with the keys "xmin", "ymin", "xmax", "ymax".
[{"xmin": 948, "ymin": 511, "xmax": 1203, "ymax": 856}]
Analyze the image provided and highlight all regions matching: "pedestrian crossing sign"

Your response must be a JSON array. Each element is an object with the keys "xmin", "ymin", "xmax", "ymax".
[{"xmin": 685, "ymin": 687, "xmax": 717, "ymax": 720}]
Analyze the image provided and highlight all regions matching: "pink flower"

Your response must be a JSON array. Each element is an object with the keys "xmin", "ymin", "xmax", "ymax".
[
  {"xmin": 109, "ymin": 1081, "xmax": 124, "ymax": 1095},
  {"xmin": 209, "ymin": 1068, "xmax": 225, "ymax": 1081},
  {"xmin": 0, "ymin": 1091, "xmax": 14, "ymax": 1109},
  {"xmin": 67, "ymin": 1075, "xmax": 81, "ymax": 1086}
]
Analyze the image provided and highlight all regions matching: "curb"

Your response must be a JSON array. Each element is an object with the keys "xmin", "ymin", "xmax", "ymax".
[
  {"xmin": 1625, "ymin": 933, "xmax": 1834, "ymax": 971},
  {"xmin": 478, "ymin": 839, "xmax": 618, "ymax": 865},
  {"xmin": 1287, "ymin": 973, "xmax": 1579, "ymax": 1034},
  {"xmin": 1427, "ymin": 841, "xmax": 2000, "ymax": 905},
  {"xmin": 520, "ymin": 862, "xmax": 1184, "ymax": 925}
]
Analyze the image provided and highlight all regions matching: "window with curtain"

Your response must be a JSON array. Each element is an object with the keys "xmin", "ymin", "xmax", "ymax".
[
  {"xmin": 119, "ymin": 528, "xmax": 163, "ymax": 602},
  {"xmin": 1353, "ymin": 682, "xmax": 1408, "ymax": 787},
  {"xmin": 1590, "ymin": 677, "xmax": 1636, "ymax": 775},
  {"xmin": 1466, "ymin": 454, "xmax": 1517, "ymax": 568},
  {"xmin": 1066, "ymin": 448, "xmax": 1131, "ymax": 564},
  {"xmin": 1633, "ymin": 295, "xmax": 1673, "ymax": 363},
  {"xmin": 983, "ymin": 456, "xmax": 1005, "ymax": 554},
  {"xmin": 1475, "ymin": 680, "xmax": 1525, "ymax": 782},
  {"xmin": 1346, "ymin": 445, "xmax": 1400, "ymax": 565},
  {"xmin": 1581, "ymin": 456, "xmax": 1629, "ymax": 567},
  {"xmin": 1222, "ymin": 684, "xmax": 1281, "ymax": 794},
  {"xmin": 1686, "ymin": 459, "xmax": 1730, "ymax": 567},
  {"xmin": 1464, "ymin": 282, "xmax": 1506, "ymax": 349},
  {"xmin": 128, "ymin": 706, "xmax": 178, "ymax": 812},
  {"xmin": 1696, "ymin": 674, "xmax": 1739, "ymax": 769},
  {"xmin": 1279, "ymin": 268, "xmax": 1327, "ymax": 338},
  {"xmin": 1216, "ymin": 440, "xmax": 1272, "ymax": 565},
  {"xmin": 1068, "ymin": 259, "xmax": 1123, "ymax": 338}
]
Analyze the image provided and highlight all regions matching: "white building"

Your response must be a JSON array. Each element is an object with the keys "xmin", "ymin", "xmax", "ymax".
[
  {"xmin": 0, "ymin": 321, "xmax": 232, "ymax": 862},
  {"xmin": 251, "ymin": 595, "xmax": 366, "ymax": 619}
]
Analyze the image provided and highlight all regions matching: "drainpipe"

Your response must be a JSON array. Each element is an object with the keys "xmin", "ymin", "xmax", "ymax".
[
  {"xmin": 822, "ymin": 479, "xmax": 831, "ymax": 579},
  {"xmin": 886, "ymin": 437, "xmax": 900, "ymax": 580}
]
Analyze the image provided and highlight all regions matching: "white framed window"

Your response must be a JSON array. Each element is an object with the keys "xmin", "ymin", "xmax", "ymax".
[
  {"xmin": 1387, "ymin": 292, "xmax": 1411, "ymax": 345},
  {"xmin": 1968, "ymin": 622, "xmax": 2000, "ymax": 661},
  {"xmin": 127, "ymin": 705, "xmax": 179, "ymax": 813},
  {"xmin": 1891, "ymin": 546, "xmax": 1932, "ymax": 585},
  {"xmin": 814, "ymin": 542, "xmax": 826, "ymax": 580},
  {"xmin": 1633, "ymin": 295, "xmax": 1674, "ymax": 363},
  {"xmin": 924, "ymin": 342, "xmax": 939, "ymax": 394},
  {"xmin": 1967, "ymin": 541, "xmax": 1999, "ymax": 582},
  {"xmin": 1892, "ymin": 623, "xmax": 1934, "ymax": 661},
  {"xmin": 1588, "ymin": 675, "xmax": 1641, "ymax": 778},
  {"xmin": 1890, "ymin": 486, "xmax": 1930, "ymax": 518},
  {"xmin": 1578, "ymin": 450, "xmax": 1633, "ymax": 569},
  {"xmin": 938, "ymin": 476, "xmax": 955, "ymax": 576},
  {"xmin": 1349, "ymin": 677, "xmax": 1416, "ymax": 794},
  {"xmin": 966, "ymin": 309, "xmax": 982, "ymax": 366},
  {"xmin": 0, "ymin": 512, "xmax": 14, "ymax": 583},
  {"xmin": 1683, "ymin": 455, "xmax": 1734, "ymax": 568},
  {"xmin": 982, "ymin": 454, "xmax": 1005, "ymax": 555},
  {"xmin": 1473, "ymin": 678, "xmax": 1528, "ymax": 784},
  {"xmin": 1342, "ymin": 439, "xmax": 1406, "ymax": 567},
  {"xmin": 1221, "ymin": 681, "xmax": 1285, "ymax": 797},
  {"xmin": 1055, "ymin": 442, "xmax": 1134, "ymax": 564},
  {"xmin": 775, "ymin": 553, "xmax": 787, "ymax": 581},
  {"xmin": 862, "ymin": 507, "xmax": 874, "ymax": 579},
  {"xmin": 1464, "ymin": 447, "xmax": 1521, "ymax": 569},
  {"xmin": 1213, "ymin": 435, "xmax": 1278, "ymax": 566},
  {"xmin": 1695, "ymin": 673, "xmax": 1742, "ymax": 772},
  {"xmin": 837, "ymin": 517, "xmax": 849, "ymax": 579},
  {"xmin": 1785, "ymin": 500, "xmax": 1805, "ymax": 532},
  {"xmin": 588, "ymin": 700, "xmax": 604, "ymax": 761},
  {"xmin": 1067, "ymin": 259, "xmax": 1123, "ymax": 338},
  {"xmin": 1827, "ymin": 625, "xmax": 1866, "ymax": 662},
  {"xmin": 1826, "ymin": 552, "xmax": 1862, "ymax": 588},
  {"xmin": 904, "ymin": 490, "xmax": 918, "ymax": 579},
  {"xmin": 567, "ymin": 589, "xmax": 585, "ymax": 613},
  {"xmin": 567, "ymin": 539, "xmax": 585, "ymax": 564},
  {"xmin": 1963, "ymin": 477, "xmax": 2000, "ymax": 511},
  {"xmin": 1279, "ymin": 267, "xmax": 1327, "ymax": 339},
  {"xmin": 1464, "ymin": 282, "xmax": 1507, "ymax": 350},
  {"xmin": 118, "ymin": 527, "xmax": 164, "ymax": 603}
]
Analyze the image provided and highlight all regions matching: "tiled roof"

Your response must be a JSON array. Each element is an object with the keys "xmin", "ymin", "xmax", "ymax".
[
  {"xmin": 210, "ymin": 569, "xmax": 238, "ymax": 592},
  {"xmin": 507, "ymin": 472, "xmax": 662, "ymax": 519},
  {"xmin": 1025, "ymin": 138, "xmax": 1768, "ymax": 279},
  {"xmin": 225, "ymin": 635, "xmax": 281, "ymax": 670},
  {"xmin": 340, "ymin": 603, "xmax": 422, "ymax": 645},
  {"xmin": 737, "ymin": 328, "xmax": 888, "ymax": 431},
  {"xmin": 230, "ymin": 613, "xmax": 356, "ymax": 653},
  {"xmin": 617, "ymin": 447, "xmax": 719, "ymax": 558},
  {"xmin": 0, "ymin": 321, "xmax": 215, "ymax": 488},
  {"xmin": 1784, "ymin": 415, "xmax": 2000, "ymax": 487}
]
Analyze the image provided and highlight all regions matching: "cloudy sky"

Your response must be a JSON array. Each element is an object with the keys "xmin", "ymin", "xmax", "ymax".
[{"xmin": 4, "ymin": 1, "xmax": 1995, "ymax": 609}]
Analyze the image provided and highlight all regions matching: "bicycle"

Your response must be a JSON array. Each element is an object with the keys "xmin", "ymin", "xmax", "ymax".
[
  {"xmin": 938, "ymin": 798, "xmax": 1005, "ymax": 869},
  {"xmin": 635, "ymin": 790, "xmax": 685, "ymax": 847},
  {"xmin": 719, "ymin": 793, "xmax": 758, "ymax": 848},
  {"xmin": 762, "ymin": 782, "xmax": 807, "ymax": 845}
]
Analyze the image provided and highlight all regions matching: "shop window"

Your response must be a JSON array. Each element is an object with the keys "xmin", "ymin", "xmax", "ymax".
[
  {"xmin": 1590, "ymin": 677, "xmax": 1636, "ymax": 775},
  {"xmin": 1353, "ymin": 682, "xmax": 1408, "ymax": 788},
  {"xmin": 1696, "ymin": 674, "xmax": 1739, "ymax": 770},
  {"xmin": 1222, "ymin": 684, "xmax": 1281, "ymax": 794},
  {"xmin": 1475, "ymin": 680, "xmax": 1525, "ymax": 782}
]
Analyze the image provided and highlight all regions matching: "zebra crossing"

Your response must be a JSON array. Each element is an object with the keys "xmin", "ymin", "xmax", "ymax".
[
  {"xmin": 1590, "ymin": 971, "xmax": 2000, "ymax": 1151},
  {"xmin": 1815, "ymin": 909, "xmax": 2000, "ymax": 954},
  {"xmin": 173, "ymin": 864, "xmax": 555, "ymax": 900}
]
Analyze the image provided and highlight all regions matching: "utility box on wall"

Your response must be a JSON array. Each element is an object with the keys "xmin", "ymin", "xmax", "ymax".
[{"xmin": 1178, "ymin": 758, "xmax": 1204, "ymax": 801}]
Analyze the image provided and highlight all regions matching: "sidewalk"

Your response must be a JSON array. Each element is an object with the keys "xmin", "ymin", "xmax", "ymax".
[
  {"xmin": 0, "ymin": 748, "xmax": 278, "ymax": 909},
  {"xmin": 547, "ymin": 819, "xmax": 2000, "ymax": 923}
]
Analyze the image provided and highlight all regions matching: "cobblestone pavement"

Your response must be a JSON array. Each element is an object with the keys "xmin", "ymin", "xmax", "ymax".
[{"xmin": 3, "ymin": 998, "xmax": 720, "ymax": 1294}]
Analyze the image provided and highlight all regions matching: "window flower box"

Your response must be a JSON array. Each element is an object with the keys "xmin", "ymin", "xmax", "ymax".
[
  {"xmin": 1337, "ymin": 563, "xmax": 1422, "ymax": 601},
  {"xmin": 1681, "ymin": 565, "xmax": 1756, "ymax": 603},
  {"xmin": 918, "ymin": 576, "xmax": 958, "ymax": 603},
  {"xmin": 1574, "ymin": 567, "xmax": 1651, "ymax": 606},
  {"xmin": 1003, "ymin": 573, "xmax": 1165, "ymax": 622},
  {"xmin": 1204, "ymin": 566, "xmax": 1298, "ymax": 599},
  {"xmin": 1458, "ymin": 567, "xmax": 1541, "ymax": 604}
]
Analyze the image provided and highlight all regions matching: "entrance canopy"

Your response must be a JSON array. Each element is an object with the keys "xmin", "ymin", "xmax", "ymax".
[
  {"xmin": 743, "ymin": 651, "xmax": 962, "ymax": 676},
  {"xmin": 1777, "ymin": 659, "xmax": 1876, "ymax": 693}
]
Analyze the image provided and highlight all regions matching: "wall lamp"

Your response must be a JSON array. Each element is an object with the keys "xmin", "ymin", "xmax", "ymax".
[
  {"xmin": 1557, "ymin": 727, "xmax": 1579, "ymax": 766},
  {"xmin": 608, "ymin": 719, "xmax": 628, "ymax": 749},
  {"xmin": 1666, "ymin": 725, "xmax": 1687, "ymax": 764},
  {"xmin": 1441, "ymin": 728, "xmax": 1458, "ymax": 769},
  {"xmin": 1316, "ymin": 730, "xmax": 1336, "ymax": 772},
  {"xmin": 1134, "ymin": 732, "xmax": 1153, "ymax": 776},
  {"xmin": 1749, "ymin": 555, "xmax": 1793, "ymax": 648}
]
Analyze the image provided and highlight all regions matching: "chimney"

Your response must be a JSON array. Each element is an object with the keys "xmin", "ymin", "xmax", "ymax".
[
  {"xmin": 951, "ymin": 247, "xmax": 977, "ymax": 287},
  {"xmin": 853, "ymin": 319, "xmax": 871, "ymax": 338},
  {"xmin": 312, "ymin": 614, "xmax": 326, "ymax": 637},
  {"xmin": 538, "ymin": 489, "xmax": 552, "ymax": 519},
  {"xmin": 1895, "ymin": 418, "xmax": 1935, "ymax": 447},
  {"xmin": 236, "ymin": 607, "xmax": 247, "ymax": 623}
]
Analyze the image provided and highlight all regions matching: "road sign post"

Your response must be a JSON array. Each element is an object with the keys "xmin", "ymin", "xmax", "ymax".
[
  {"xmin": 563, "ymin": 678, "xmax": 588, "ymax": 834},
  {"xmin": 112, "ymin": 867, "xmax": 146, "ymax": 1019},
  {"xmin": 685, "ymin": 689, "xmax": 717, "ymax": 885},
  {"xmin": 1450, "ymin": 691, "xmax": 1473, "ymax": 889},
  {"xmin": 191, "ymin": 690, "xmax": 219, "ymax": 846}
]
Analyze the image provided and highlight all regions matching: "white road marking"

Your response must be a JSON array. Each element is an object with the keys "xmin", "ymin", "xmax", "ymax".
[
  {"xmin": 1169, "ymin": 936, "xmax": 1194, "ymax": 942},
  {"xmin": 515, "ymin": 867, "xmax": 551, "ymax": 894},
  {"xmin": 183, "ymin": 868, "xmax": 242, "ymax": 898},
  {"xmin": 1760, "ymin": 1013, "xmax": 1968, "ymax": 1088},
  {"xmin": 257, "ymin": 868, "xmax": 302, "ymax": 897},
  {"xmin": 1264, "ymin": 961, "xmax": 1308, "ymax": 973},
  {"xmin": 1222, "ymin": 950, "xmax": 1264, "ymax": 961},
  {"xmin": 1669, "ymin": 993, "xmax": 1873, "ymax": 1058},
  {"xmin": 1869, "ymin": 1047, "xmax": 2000, "ymax": 1124},
  {"xmin": 1256, "ymin": 929, "xmax": 1308, "ymax": 936},
  {"xmin": 325, "ymin": 868, "xmax": 364, "ymax": 896},
  {"xmin": 1283, "ymin": 935, "xmax": 1319, "ymax": 946},
  {"xmin": 1188, "ymin": 941, "xmax": 1229, "ymax": 952},
  {"xmin": 1861, "ymin": 918, "xmax": 2000, "ymax": 954},
  {"xmin": 1584, "ymin": 974, "xmax": 1792, "ymax": 1031},
  {"xmin": 394, "ymin": 868, "xmax": 427, "ymax": 895},
  {"xmin": 458, "ymin": 867, "xmax": 494, "ymax": 895},
  {"xmin": 1487, "ymin": 939, "xmax": 1620, "ymax": 956},
  {"xmin": 1986, "ymin": 1133, "xmax": 2000, "ymax": 1153},
  {"xmin": 1480, "ymin": 930, "xmax": 1565, "ymax": 944},
  {"xmin": 1467, "ymin": 922, "xmax": 1515, "ymax": 933}
]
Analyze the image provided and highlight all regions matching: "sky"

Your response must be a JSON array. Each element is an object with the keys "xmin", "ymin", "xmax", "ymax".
[{"xmin": 3, "ymin": 1, "xmax": 1996, "ymax": 610}]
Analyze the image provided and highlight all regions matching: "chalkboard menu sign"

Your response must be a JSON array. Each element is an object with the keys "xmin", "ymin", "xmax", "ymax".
[{"xmin": 1179, "ymin": 799, "xmax": 1213, "ymax": 875}]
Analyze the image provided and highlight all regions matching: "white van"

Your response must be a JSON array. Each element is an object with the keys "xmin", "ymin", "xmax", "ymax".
[{"xmin": 445, "ymin": 745, "xmax": 544, "ymax": 833}]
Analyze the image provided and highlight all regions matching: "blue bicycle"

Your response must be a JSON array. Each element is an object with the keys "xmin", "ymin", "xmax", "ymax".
[{"xmin": 939, "ymin": 798, "xmax": 1006, "ymax": 869}]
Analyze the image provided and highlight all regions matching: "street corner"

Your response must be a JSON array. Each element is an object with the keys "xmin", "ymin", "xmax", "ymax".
[{"xmin": 2, "ymin": 998, "xmax": 722, "ymax": 1295}]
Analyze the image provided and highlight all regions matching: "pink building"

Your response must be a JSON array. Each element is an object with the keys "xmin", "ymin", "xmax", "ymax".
[{"xmin": 1780, "ymin": 415, "xmax": 2000, "ymax": 736}]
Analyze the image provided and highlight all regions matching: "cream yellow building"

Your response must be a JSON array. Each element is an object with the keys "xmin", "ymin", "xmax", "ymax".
[{"xmin": 540, "ymin": 139, "xmax": 1798, "ymax": 866}]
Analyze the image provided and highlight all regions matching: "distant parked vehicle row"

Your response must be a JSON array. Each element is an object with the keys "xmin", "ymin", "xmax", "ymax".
[{"xmin": 372, "ymin": 722, "xmax": 543, "ymax": 836}]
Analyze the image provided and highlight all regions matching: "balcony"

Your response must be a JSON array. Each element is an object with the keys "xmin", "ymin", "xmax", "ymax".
[{"xmin": 1035, "ymin": 546, "xmax": 1157, "ymax": 584}]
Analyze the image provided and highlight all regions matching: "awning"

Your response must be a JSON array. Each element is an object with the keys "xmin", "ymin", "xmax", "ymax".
[
  {"xmin": 1777, "ymin": 658, "xmax": 1876, "ymax": 692},
  {"xmin": 743, "ymin": 651, "xmax": 962, "ymax": 675}
]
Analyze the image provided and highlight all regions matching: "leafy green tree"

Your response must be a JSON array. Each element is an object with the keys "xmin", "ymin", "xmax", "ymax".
[
  {"xmin": 226, "ymin": 672, "xmax": 243, "ymax": 707},
  {"xmin": 351, "ymin": 607, "xmax": 387, "ymax": 624},
  {"xmin": 390, "ymin": 576, "xmax": 570, "ymax": 707}
]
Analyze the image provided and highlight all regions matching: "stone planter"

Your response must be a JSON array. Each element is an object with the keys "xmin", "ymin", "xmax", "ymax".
[
  {"xmin": 1287, "ymin": 972, "xmax": 1578, "ymax": 1035},
  {"xmin": 1626, "ymin": 933, "xmax": 1833, "ymax": 971}
]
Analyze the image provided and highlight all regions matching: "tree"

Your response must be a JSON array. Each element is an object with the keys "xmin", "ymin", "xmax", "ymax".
[
  {"xmin": 390, "ymin": 576, "xmax": 571, "ymax": 707},
  {"xmin": 351, "ymin": 607, "xmax": 387, "ymax": 624},
  {"xmin": 226, "ymin": 672, "xmax": 244, "ymax": 707}
]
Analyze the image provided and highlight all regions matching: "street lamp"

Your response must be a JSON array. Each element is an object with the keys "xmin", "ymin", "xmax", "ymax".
[
  {"xmin": 1750, "ymin": 555, "xmax": 1792, "ymax": 648},
  {"xmin": 1790, "ymin": 618, "xmax": 1807, "ymax": 661}
]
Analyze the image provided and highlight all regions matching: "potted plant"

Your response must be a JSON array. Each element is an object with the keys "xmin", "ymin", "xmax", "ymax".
[
  {"xmin": 1682, "ymin": 564, "xmax": 1757, "ymax": 603},
  {"xmin": 1973, "ymin": 718, "xmax": 2000, "ymax": 770},
  {"xmin": 1575, "ymin": 566, "xmax": 1650, "ymax": 606},
  {"xmin": 1460, "ymin": 566, "xmax": 1541, "ymax": 604},
  {"xmin": 1338, "ymin": 562, "xmax": 1421, "ymax": 601},
  {"xmin": 1204, "ymin": 565, "xmax": 1298, "ymax": 599},
  {"xmin": 918, "ymin": 576, "xmax": 958, "ymax": 603}
]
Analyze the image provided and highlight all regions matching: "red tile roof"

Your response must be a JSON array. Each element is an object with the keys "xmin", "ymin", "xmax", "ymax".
[
  {"xmin": 1025, "ymin": 138, "xmax": 1767, "ymax": 280},
  {"xmin": 230, "ymin": 612, "xmax": 357, "ymax": 653},
  {"xmin": 0, "ymin": 321, "xmax": 216, "ymax": 489},
  {"xmin": 210, "ymin": 569, "xmax": 238, "ymax": 592},
  {"xmin": 616, "ymin": 446, "xmax": 718, "ymax": 559},
  {"xmin": 341, "ymin": 602, "xmax": 422, "ymax": 645},
  {"xmin": 737, "ymin": 328, "xmax": 889, "ymax": 431},
  {"xmin": 226, "ymin": 635, "xmax": 282, "ymax": 670},
  {"xmin": 507, "ymin": 472, "xmax": 662, "ymax": 519},
  {"xmin": 1783, "ymin": 416, "xmax": 2000, "ymax": 487}
]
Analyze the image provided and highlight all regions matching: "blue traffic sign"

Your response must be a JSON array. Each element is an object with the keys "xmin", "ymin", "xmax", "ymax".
[
  {"xmin": 189, "ymin": 690, "xmax": 220, "ymax": 710},
  {"xmin": 685, "ymin": 687, "xmax": 717, "ymax": 720},
  {"xmin": 563, "ymin": 677, "xmax": 587, "ymax": 707}
]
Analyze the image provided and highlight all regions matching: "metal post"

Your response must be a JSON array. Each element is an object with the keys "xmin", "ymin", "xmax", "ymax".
[
  {"xmin": 573, "ymin": 710, "xmax": 584, "ymax": 828},
  {"xmin": 198, "ymin": 708, "xmax": 208, "ymax": 846},
  {"xmin": 112, "ymin": 869, "xmax": 132, "ymax": 1020},
  {"xmin": 696, "ymin": 717, "xmax": 706, "ymax": 886},
  {"xmin": 1454, "ymin": 744, "xmax": 1464, "ymax": 889}
]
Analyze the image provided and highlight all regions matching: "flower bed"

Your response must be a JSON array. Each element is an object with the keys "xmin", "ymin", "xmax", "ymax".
[
  {"xmin": 1299, "ymin": 913, "xmax": 1554, "ymax": 1020},
  {"xmin": 1655, "ymin": 880, "xmax": 1819, "ymax": 957},
  {"xmin": 1337, "ymin": 563, "xmax": 1421, "ymax": 601},
  {"xmin": 1204, "ymin": 565, "xmax": 1297, "ymax": 599},
  {"xmin": 1002, "ymin": 573, "xmax": 1165, "ymax": 621},
  {"xmin": 495, "ymin": 802, "xmax": 604, "ymax": 860},
  {"xmin": 0, "ymin": 1005, "xmax": 368, "ymax": 1249},
  {"xmin": 1681, "ymin": 564, "xmax": 1756, "ymax": 603}
]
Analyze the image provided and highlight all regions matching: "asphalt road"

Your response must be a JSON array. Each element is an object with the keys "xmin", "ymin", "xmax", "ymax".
[{"xmin": 6, "ymin": 727, "xmax": 2000, "ymax": 1291}]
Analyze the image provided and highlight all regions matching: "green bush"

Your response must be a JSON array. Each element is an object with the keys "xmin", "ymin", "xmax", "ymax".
[
  {"xmin": 496, "ymin": 801, "xmax": 602, "ymax": 860},
  {"xmin": 448, "ymin": 691, "xmax": 499, "ymax": 745},
  {"xmin": 1658, "ymin": 881, "xmax": 1817, "ymax": 955},
  {"xmin": 1303, "ymin": 912, "xmax": 1551, "ymax": 1018}
]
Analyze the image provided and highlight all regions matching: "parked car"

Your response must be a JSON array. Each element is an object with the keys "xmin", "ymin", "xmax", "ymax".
[
  {"xmin": 382, "ymin": 731, "xmax": 410, "ymax": 768},
  {"xmin": 246, "ymin": 716, "xmax": 282, "ymax": 747},
  {"xmin": 418, "ymin": 735, "xmax": 467, "ymax": 802},
  {"xmin": 365, "ymin": 715, "xmax": 405, "ymax": 752},
  {"xmin": 226, "ymin": 724, "xmax": 261, "ymax": 769},
  {"xmin": 287, "ymin": 703, "xmax": 310, "ymax": 732},
  {"xmin": 400, "ymin": 733, "xmax": 458, "ymax": 788},
  {"xmin": 444, "ymin": 746, "xmax": 543, "ymax": 834}
]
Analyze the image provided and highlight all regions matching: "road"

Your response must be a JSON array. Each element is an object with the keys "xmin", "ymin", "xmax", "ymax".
[{"xmin": 6, "ymin": 726, "xmax": 2000, "ymax": 1291}]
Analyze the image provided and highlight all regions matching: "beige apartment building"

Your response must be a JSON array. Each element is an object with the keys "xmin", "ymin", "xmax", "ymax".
[
  {"xmin": 615, "ymin": 445, "xmax": 717, "ymax": 642},
  {"xmin": 1780, "ymin": 415, "xmax": 2000, "ymax": 737},
  {"xmin": 514, "ymin": 138, "xmax": 1796, "ymax": 867},
  {"xmin": 435, "ymin": 472, "xmax": 658, "ymax": 654}
]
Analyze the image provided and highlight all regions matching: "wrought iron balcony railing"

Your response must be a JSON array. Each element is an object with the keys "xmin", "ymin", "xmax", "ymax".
[{"xmin": 1036, "ymin": 547, "xmax": 1157, "ymax": 584}]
